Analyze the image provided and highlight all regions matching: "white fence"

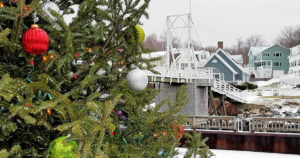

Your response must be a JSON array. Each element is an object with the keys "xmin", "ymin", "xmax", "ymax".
[
  {"xmin": 146, "ymin": 66, "xmax": 214, "ymax": 83},
  {"xmin": 185, "ymin": 116, "xmax": 300, "ymax": 134},
  {"xmin": 212, "ymin": 78, "xmax": 246, "ymax": 103}
]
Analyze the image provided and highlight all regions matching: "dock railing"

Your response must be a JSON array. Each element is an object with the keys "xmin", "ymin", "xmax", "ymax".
[{"xmin": 185, "ymin": 116, "xmax": 300, "ymax": 134}]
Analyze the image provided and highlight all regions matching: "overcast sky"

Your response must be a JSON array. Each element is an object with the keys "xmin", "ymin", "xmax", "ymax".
[{"xmin": 141, "ymin": 0, "xmax": 300, "ymax": 47}]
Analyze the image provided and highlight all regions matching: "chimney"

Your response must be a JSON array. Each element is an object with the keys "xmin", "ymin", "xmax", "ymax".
[{"xmin": 218, "ymin": 41, "xmax": 223, "ymax": 49}]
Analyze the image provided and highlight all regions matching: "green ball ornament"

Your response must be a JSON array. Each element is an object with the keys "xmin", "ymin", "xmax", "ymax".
[
  {"xmin": 135, "ymin": 25, "xmax": 145, "ymax": 44},
  {"xmin": 48, "ymin": 136, "xmax": 77, "ymax": 158}
]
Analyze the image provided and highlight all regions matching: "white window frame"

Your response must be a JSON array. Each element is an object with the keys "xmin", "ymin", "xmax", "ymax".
[
  {"xmin": 263, "ymin": 52, "xmax": 270, "ymax": 57},
  {"xmin": 273, "ymin": 61, "xmax": 282, "ymax": 67},
  {"xmin": 273, "ymin": 52, "xmax": 282, "ymax": 57}
]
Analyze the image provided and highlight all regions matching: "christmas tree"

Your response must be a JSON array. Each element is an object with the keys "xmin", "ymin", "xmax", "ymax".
[{"xmin": 0, "ymin": 0, "xmax": 212, "ymax": 157}]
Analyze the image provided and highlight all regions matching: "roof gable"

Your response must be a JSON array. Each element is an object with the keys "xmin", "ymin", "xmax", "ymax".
[
  {"xmin": 215, "ymin": 49, "xmax": 249, "ymax": 74},
  {"xmin": 248, "ymin": 47, "xmax": 268, "ymax": 56},
  {"xmin": 249, "ymin": 44, "xmax": 289, "ymax": 57},
  {"xmin": 204, "ymin": 52, "xmax": 237, "ymax": 74},
  {"xmin": 262, "ymin": 44, "xmax": 290, "ymax": 53}
]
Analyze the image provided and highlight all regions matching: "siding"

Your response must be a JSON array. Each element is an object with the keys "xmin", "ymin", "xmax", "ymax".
[
  {"xmin": 217, "ymin": 50, "xmax": 244, "ymax": 81},
  {"xmin": 261, "ymin": 45, "xmax": 290, "ymax": 74},
  {"xmin": 204, "ymin": 56, "xmax": 234, "ymax": 81}
]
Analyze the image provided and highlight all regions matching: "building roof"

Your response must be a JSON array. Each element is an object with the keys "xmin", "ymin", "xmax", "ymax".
[
  {"xmin": 141, "ymin": 51, "xmax": 166, "ymax": 59},
  {"xmin": 194, "ymin": 50, "xmax": 210, "ymax": 55},
  {"xmin": 231, "ymin": 55, "xmax": 243, "ymax": 64},
  {"xmin": 204, "ymin": 53, "xmax": 238, "ymax": 74},
  {"xmin": 248, "ymin": 44, "xmax": 290, "ymax": 56},
  {"xmin": 215, "ymin": 54, "xmax": 238, "ymax": 74},
  {"xmin": 248, "ymin": 47, "xmax": 268, "ymax": 56},
  {"xmin": 217, "ymin": 49, "xmax": 250, "ymax": 75}
]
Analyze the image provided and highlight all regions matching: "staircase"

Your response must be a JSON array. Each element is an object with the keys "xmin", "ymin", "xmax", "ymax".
[{"xmin": 211, "ymin": 78, "xmax": 246, "ymax": 103}]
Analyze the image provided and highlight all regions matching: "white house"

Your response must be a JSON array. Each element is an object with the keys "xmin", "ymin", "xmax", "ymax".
[
  {"xmin": 281, "ymin": 44, "xmax": 300, "ymax": 86},
  {"xmin": 195, "ymin": 50, "xmax": 211, "ymax": 67},
  {"xmin": 288, "ymin": 45, "xmax": 300, "ymax": 76}
]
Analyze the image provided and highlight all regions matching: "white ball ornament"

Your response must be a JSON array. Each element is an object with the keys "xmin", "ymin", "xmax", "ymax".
[
  {"xmin": 41, "ymin": 1, "xmax": 61, "ymax": 21},
  {"xmin": 126, "ymin": 69, "xmax": 148, "ymax": 91}
]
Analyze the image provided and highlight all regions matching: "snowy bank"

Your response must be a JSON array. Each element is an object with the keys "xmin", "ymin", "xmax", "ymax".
[{"xmin": 175, "ymin": 148, "xmax": 299, "ymax": 158}]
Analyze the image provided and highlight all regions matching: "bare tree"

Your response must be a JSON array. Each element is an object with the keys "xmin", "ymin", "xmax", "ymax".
[
  {"xmin": 276, "ymin": 25, "xmax": 300, "ymax": 48},
  {"xmin": 190, "ymin": 39, "xmax": 202, "ymax": 51},
  {"xmin": 202, "ymin": 46, "xmax": 217, "ymax": 53},
  {"xmin": 143, "ymin": 33, "xmax": 165, "ymax": 51},
  {"xmin": 229, "ymin": 34, "xmax": 266, "ymax": 65}
]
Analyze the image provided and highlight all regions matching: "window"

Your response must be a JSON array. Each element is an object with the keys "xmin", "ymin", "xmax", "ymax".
[
  {"xmin": 181, "ymin": 63, "xmax": 188, "ymax": 69},
  {"xmin": 191, "ymin": 63, "xmax": 195, "ymax": 69},
  {"xmin": 181, "ymin": 63, "xmax": 185, "ymax": 69},
  {"xmin": 263, "ymin": 52, "xmax": 270, "ymax": 57},
  {"xmin": 201, "ymin": 55, "xmax": 204, "ymax": 59},
  {"xmin": 204, "ymin": 54, "xmax": 206, "ymax": 59},
  {"xmin": 291, "ymin": 61, "xmax": 297, "ymax": 67},
  {"xmin": 273, "ymin": 61, "xmax": 282, "ymax": 67},
  {"xmin": 298, "ymin": 59, "xmax": 300, "ymax": 66},
  {"xmin": 273, "ymin": 52, "xmax": 281, "ymax": 57},
  {"xmin": 212, "ymin": 59, "xmax": 218, "ymax": 63}
]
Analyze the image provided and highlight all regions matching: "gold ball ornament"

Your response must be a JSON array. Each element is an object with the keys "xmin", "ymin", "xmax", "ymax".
[
  {"xmin": 0, "ymin": 2, "xmax": 5, "ymax": 14},
  {"xmin": 49, "ymin": 54, "xmax": 54, "ymax": 60},
  {"xmin": 42, "ymin": 55, "xmax": 48, "ymax": 62},
  {"xmin": 135, "ymin": 25, "xmax": 145, "ymax": 44}
]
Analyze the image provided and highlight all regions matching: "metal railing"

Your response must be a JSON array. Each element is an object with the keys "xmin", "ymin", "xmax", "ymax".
[{"xmin": 185, "ymin": 116, "xmax": 300, "ymax": 134}]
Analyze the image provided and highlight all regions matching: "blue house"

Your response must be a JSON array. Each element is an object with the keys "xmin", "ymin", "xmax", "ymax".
[{"xmin": 204, "ymin": 48, "xmax": 250, "ymax": 82}]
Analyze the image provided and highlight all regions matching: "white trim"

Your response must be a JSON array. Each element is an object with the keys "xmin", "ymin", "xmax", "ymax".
[
  {"xmin": 216, "ymin": 48, "xmax": 250, "ymax": 74},
  {"xmin": 205, "ymin": 54, "xmax": 238, "ymax": 74}
]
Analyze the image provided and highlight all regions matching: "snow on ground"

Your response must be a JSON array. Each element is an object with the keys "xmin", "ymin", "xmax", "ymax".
[
  {"xmin": 174, "ymin": 148, "xmax": 299, "ymax": 158},
  {"xmin": 245, "ymin": 79, "xmax": 300, "ymax": 103},
  {"xmin": 255, "ymin": 78, "xmax": 280, "ymax": 87},
  {"xmin": 244, "ymin": 79, "xmax": 300, "ymax": 117}
]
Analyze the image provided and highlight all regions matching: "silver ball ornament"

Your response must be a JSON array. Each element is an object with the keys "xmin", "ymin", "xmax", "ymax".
[
  {"xmin": 41, "ymin": 1, "xmax": 60, "ymax": 21},
  {"xmin": 126, "ymin": 69, "xmax": 148, "ymax": 91}
]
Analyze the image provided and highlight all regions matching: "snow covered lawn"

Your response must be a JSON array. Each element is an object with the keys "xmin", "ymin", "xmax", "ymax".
[{"xmin": 175, "ymin": 148, "xmax": 299, "ymax": 158}]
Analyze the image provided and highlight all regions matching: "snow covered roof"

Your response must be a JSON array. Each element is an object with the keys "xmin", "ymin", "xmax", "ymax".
[
  {"xmin": 194, "ymin": 50, "xmax": 210, "ymax": 55},
  {"xmin": 248, "ymin": 47, "xmax": 268, "ymax": 56},
  {"xmin": 290, "ymin": 44, "xmax": 300, "ymax": 56},
  {"xmin": 249, "ymin": 44, "xmax": 289, "ymax": 56},
  {"xmin": 231, "ymin": 55, "xmax": 243, "ymax": 64},
  {"xmin": 141, "ymin": 51, "xmax": 166, "ymax": 59}
]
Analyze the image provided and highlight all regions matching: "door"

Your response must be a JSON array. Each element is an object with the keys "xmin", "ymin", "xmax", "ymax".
[{"xmin": 273, "ymin": 70, "xmax": 284, "ymax": 78}]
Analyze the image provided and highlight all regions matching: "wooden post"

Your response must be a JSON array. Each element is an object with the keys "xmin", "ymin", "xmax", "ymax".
[
  {"xmin": 221, "ymin": 95, "xmax": 227, "ymax": 116},
  {"xmin": 209, "ymin": 87, "xmax": 218, "ymax": 115}
]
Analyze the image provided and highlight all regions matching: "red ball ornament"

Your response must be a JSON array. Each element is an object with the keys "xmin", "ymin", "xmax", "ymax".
[
  {"xmin": 179, "ymin": 125, "xmax": 184, "ymax": 135},
  {"xmin": 22, "ymin": 24, "xmax": 49, "ymax": 55}
]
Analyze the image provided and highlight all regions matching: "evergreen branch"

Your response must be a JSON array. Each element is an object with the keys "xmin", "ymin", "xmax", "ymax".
[
  {"xmin": 0, "ymin": 149, "xmax": 7, "ymax": 158},
  {"xmin": 22, "ymin": 0, "xmax": 40, "ymax": 17},
  {"xmin": 12, "ymin": 0, "xmax": 24, "ymax": 43}
]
